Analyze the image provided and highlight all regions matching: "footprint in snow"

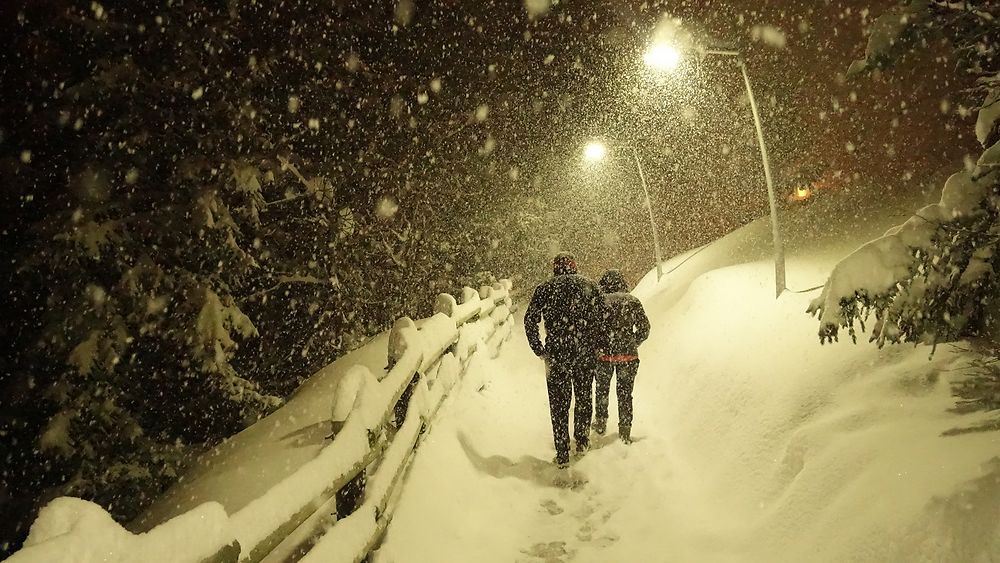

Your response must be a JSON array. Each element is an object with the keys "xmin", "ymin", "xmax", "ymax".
[
  {"xmin": 599, "ymin": 508, "xmax": 617, "ymax": 523},
  {"xmin": 519, "ymin": 540, "xmax": 574, "ymax": 563},
  {"xmin": 572, "ymin": 502, "xmax": 596, "ymax": 520},
  {"xmin": 550, "ymin": 467, "xmax": 587, "ymax": 490},
  {"xmin": 540, "ymin": 499, "xmax": 564, "ymax": 515},
  {"xmin": 592, "ymin": 533, "xmax": 619, "ymax": 548}
]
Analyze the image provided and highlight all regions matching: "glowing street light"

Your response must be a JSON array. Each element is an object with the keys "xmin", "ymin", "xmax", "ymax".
[
  {"xmin": 643, "ymin": 41, "xmax": 787, "ymax": 298},
  {"xmin": 583, "ymin": 141, "xmax": 608, "ymax": 162},
  {"xmin": 643, "ymin": 43, "xmax": 682, "ymax": 72},
  {"xmin": 582, "ymin": 140, "xmax": 665, "ymax": 281}
]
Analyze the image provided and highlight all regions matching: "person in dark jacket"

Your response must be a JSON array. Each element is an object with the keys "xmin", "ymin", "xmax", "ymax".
[
  {"xmin": 524, "ymin": 252, "xmax": 603, "ymax": 466},
  {"xmin": 594, "ymin": 269, "xmax": 650, "ymax": 444}
]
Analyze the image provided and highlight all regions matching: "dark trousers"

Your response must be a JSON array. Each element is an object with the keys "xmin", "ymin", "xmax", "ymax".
[
  {"xmin": 595, "ymin": 360, "xmax": 639, "ymax": 428},
  {"xmin": 545, "ymin": 356, "xmax": 594, "ymax": 462}
]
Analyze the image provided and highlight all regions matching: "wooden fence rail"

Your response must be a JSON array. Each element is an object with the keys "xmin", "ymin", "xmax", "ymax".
[{"xmin": 6, "ymin": 280, "xmax": 516, "ymax": 563}]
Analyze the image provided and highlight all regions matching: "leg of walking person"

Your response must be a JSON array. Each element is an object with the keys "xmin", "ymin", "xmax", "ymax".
[
  {"xmin": 546, "ymin": 360, "xmax": 573, "ymax": 464},
  {"xmin": 616, "ymin": 360, "xmax": 639, "ymax": 443},
  {"xmin": 570, "ymin": 355, "xmax": 595, "ymax": 452},
  {"xmin": 593, "ymin": 361, "xmax": 613, "ymax": 434}
]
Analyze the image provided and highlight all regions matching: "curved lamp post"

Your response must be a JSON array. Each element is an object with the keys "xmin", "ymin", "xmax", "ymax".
[
  {"xmin": 583, "ymin": 140, "xmax": 665, "ymax": 281},
  {"xmin": 646, "ymin": 43, "xmax": 787, "ymax": 298}
]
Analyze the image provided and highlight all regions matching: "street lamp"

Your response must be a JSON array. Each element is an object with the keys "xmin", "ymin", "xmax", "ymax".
[
  {"xmin": 583, "ymin": 141, "xmax": 607, "ymax": 162},
  {"xmin": 583, "ymin": 140, "xmax": 665, "ymax": 281},
  {"xmin": 643, "ymin": 44, "xmax": 682, "ymax": 72},
  {"xmin": 645, "ymin": 42, "xmax": 787, "ymax": 298}
]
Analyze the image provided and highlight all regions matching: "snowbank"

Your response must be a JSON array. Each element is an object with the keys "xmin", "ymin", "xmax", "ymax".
[
  {"xmin": 7, "ymin": 498, "xmax": 234, "ymax": 563},
  {"xmin": 132, "ymin": 333, "xmax": 393, "ymax": 532}
]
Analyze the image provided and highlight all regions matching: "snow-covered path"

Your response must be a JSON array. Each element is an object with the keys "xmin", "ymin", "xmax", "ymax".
[
  {"xmin": 375, "ymin": 189, "xmax": 1000, "ymax": 562},
  {"xmin": 376, "ymin": 264, "xmax": 1000, "ymax": 562},
  {"xmin": 375, "ymin": 316, "xmax": 682, "ymax": 563}
]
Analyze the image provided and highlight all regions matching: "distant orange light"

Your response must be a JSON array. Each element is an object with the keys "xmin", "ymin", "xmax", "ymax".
[{"xmin": 788, "ymin": 185, "xmax": 811, "ymax": 202}]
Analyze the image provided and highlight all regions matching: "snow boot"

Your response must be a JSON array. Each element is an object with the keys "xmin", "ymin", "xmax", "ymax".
[
  {"xmin": 619, "ymin": 424, "xmax": 632, "ymax": 445},
  {"xmin": 553, "ymin": 453, "xmax": 570, "ymax": 468},
  {"xmin": 593, "ymin": 418, "xmax": 607, "ymax": 435},
  {"xmin": 575, "ymin": 441, "xmax": 590, "ymax": 457}
]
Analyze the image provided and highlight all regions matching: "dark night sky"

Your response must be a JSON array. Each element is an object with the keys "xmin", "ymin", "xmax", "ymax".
[
  {"xmin": 496, "ymin": 0, "xmax": 980, "ymax": 282},
  {"xmin": 0, "ymin": 0, "xmax": 980, "ymax": 285}
]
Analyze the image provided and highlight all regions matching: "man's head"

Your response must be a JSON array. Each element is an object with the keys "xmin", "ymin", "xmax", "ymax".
[{"xmin": 552, "ymin": 252, "xmax": 578, "ymax": 275}]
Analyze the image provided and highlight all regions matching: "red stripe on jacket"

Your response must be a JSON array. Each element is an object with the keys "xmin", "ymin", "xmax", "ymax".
[{"xmin": 598, "ymin": 354, "xmax": 638, "ymax": 363}]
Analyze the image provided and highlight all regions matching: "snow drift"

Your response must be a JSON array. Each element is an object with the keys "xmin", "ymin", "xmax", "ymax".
[{"xmin": 375, "ymin": 182, "xmax": 1000, "ymax": 562}]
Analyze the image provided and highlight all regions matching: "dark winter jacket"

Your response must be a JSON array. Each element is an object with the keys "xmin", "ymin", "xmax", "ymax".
[
  {"xmin": 524, "ymin": 271, "xmax": 603, "ymax": 362},
  {"xmin": 596, "ymin": 270, "xmax": 650, "ymax": 363}
]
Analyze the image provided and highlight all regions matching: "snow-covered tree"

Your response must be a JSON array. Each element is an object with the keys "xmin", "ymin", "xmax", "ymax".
[
  {"xmin": 0, "ymin": 0, "xmax": 650, "ymax": 551},
  {"xmin": 809, "ymin": 1, "xmax": 1000, "ymax": 378},
  {"xmin": 0, "ymin": 0, "xmax": 497, "ymax": 545}
]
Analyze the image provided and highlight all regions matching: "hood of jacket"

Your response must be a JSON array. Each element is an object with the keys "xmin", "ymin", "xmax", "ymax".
[{"xmin": 599, "ymin": 269, "xmax": 628, "ymax": 293}]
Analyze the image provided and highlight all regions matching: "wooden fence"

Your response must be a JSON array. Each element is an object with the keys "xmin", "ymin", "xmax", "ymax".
[{"xmin": 7, "ymin": 280, "xmax": 516, "ymax": 563}]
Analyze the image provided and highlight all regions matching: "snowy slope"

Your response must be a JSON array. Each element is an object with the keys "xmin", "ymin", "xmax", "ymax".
[
  {"xmin": 374, "ymin": 184, "xmax": 1000, "ymax": 562},
  {"xmin": 133, "ymin": 332, "xmax": 390, "ymax": 530}
]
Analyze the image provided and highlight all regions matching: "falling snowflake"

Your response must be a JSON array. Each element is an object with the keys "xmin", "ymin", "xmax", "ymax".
[
  {"xmin": 524, "ymin": 0, "xmax": 551, "ymax": 19},
  {"xmin": 377, "ymin": 196, "xmax": 400, "ymax": 219},
  {"xmin": 345, "ymin": 52, "xmax": 361, "ymax": 72},
  {"xmin": 750, "ymin": 25, "xmax": 787, "ymax": 49},
  {"xmin": 394, "ymin": 0, "xmax": 414, "ymax": 26},
  {"xmin": 479, "ymin": 136, "xmax": 496, "ymax": 156}
]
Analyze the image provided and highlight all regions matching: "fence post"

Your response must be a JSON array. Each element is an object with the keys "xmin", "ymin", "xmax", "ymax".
[
  {"xmin": 460, "ymin": 287, "xmax": 480, "ymax": 321},
  {"xmin": 393, "ymin": 373, "xmax": 419, "ymax": 429},
  {"xmin": 335, "ymin": 471, "xmax": 366, "ymax": 519},
  {"xmin": 434, "ymin": 293, "xmax": 457, "ymax": 317}
]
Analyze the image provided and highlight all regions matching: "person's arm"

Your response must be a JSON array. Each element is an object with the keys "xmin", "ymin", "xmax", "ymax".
[
  {"xmin": 633, "ymin": 298, "xmax": 650, "ymax": 344},
  {"xmin": 588, "ymin": 283, "xmax": 606, "ymax": 354},
  {"xmin": 524, "ymin": 286, "xmax": 546, "ymax": 357}
]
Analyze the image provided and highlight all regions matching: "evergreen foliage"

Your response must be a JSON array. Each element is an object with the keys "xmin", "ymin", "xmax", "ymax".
[
  {"xmin": 0, "ymin": 0, "xmax": 655, "ymax": 552},
  {"xmin": 952, "ymin": 342, "xmax": 1000, "ymax": 415},
  {"xmin": 810, "ymin": 0, "xmax": 1000, "ymax": 418}
]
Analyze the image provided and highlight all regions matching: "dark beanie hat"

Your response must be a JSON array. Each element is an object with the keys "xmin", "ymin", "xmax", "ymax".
[{"xmin": 553, "ymin": 252, "xmax": 578, "ymax": 275}]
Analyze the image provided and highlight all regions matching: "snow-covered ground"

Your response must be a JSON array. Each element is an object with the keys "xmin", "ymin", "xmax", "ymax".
[
  {"xmin": 374, "ymin": 185, "xmax": 1000, "ymax": 562},
  {"xmin": 131, "ymin": 180, "xmax": 1000, "ymax": 562}
]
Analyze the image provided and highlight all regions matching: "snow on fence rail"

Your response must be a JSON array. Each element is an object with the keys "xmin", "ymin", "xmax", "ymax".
[{"xmin": 6, "ymin": 280, "xmax": 516, "ymax": 563}]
